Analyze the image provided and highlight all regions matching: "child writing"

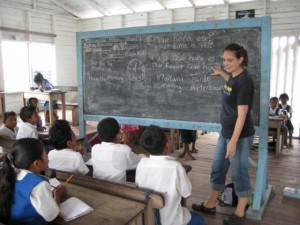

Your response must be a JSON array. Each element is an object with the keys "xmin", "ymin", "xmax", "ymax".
[
  {"xmin": 16, "ymin": 105, "xmax": 40, "ymax": 139},
  {"xmin": 279, "ymin": 93, "xmax": 294, "ymax": 147},
  {"xmin": 0, "ymin": 111, "xmax": 19, "ymax": 153},
  {"xmin": 27, "ymin": 97, "xmax": 47, "ymax": 131},
  {"xmin": 30, "ymin": 73, "xmax": 58, "ymax": 124},
  {"xmin": 48, "ymin": 120, "xmax": 89, "ymax": 175},
  {"xmin": 91, "ymin": 117, "xmax": 145, "ymax": 183},
  {"xmin": 0, "ymin": 138, "xmax": 66, "ymax": 225},
  {"xmin": 136, "ymin": 125, "xmax": 205, "ymax": 225}
]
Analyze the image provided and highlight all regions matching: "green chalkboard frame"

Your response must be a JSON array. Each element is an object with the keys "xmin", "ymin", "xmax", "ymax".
[{"xmin": 77, "ymin": 17, "xmax": 270, "ymax": 135}]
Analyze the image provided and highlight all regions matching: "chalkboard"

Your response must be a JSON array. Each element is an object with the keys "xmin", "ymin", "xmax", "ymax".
[{"xmin": 81, "ymin": 26, "xmax": 261, "ymax": 125}]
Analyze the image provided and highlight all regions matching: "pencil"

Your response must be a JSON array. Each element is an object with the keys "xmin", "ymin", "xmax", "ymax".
[{"xmin": 63, "ymin": 175, "xmax": 74, "ymax": 186}]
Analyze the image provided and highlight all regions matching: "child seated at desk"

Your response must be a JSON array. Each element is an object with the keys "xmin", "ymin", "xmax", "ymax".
[
  {"xmin": 135, "ymin": 125, "xmax": 205, "ymax": 225},
  {"xmin": 27, "ymin": 97, "xmax": 46, "ymax": 131},
  {"xmin": 279, "ymin": 93, "xmax": 294, "ymax": 147},
  {"xmin": 48, "ymin": 120, "xmax": 89, "ymax": 175},
  {"xmin": 269, "ymin": 96, "xmax": 288, "ymax": 146},
  {"xmin": 91, "ymin": 117, "xmax": 145, "ymax": 183},
  {"xmin": 16, "ymin": 106, "xmax": 39, "ymax": 140},
  {"xmin": 0, "ymin": 111, "xmax": 19, "ymax": 153},
  {"xmin": 0, "ymin": 138, "xmax": 66, "ymax": 225},
  {"xmin": 30, "ymin": 73, "xmax": 58, "ymax": 125},
  {"xmin": 269, "ymin": 96, "xmax": 287, "ymax": 129}
]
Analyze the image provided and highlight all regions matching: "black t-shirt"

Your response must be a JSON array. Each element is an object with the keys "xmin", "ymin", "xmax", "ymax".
[{"xmin": 220, "ymin": 70, "xmax": 255, "ymax": 139}]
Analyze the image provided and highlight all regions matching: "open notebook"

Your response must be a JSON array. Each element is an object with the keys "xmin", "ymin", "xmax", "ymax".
[{"xmin": 59, "ymin": 197, "xmax": 93, "ymax": 221}]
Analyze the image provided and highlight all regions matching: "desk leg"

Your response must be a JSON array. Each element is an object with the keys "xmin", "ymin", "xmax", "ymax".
[
  {"xmin": 49, "ymin": 96, "xmax": 54, "ymax": 125},
  {"xmin": 275, "ymin": 122, "xmax": 281, "ymax": 157},
  {"xmin": 0, "ymin": 95, "xmax": 6, "ymax": 116},
  {"xmin": 61, "ymin": 93, "xmax": 66, "ymax": 120}
]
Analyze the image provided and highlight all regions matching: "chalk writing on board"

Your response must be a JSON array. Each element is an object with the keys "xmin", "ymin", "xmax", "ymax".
[{"xmin": 82, "ymin": 27, "xmax": 261, "ymax": 124}]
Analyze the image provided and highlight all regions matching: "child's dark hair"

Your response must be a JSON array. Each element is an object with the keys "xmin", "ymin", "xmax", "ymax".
[
  {"xmin": 223, "ymin": 43, "xmax": 248, "ymax": 67},
  {"xmin": 34, "ymin": 72, "xmax": 44, "ymax": 83},
  {"xmin": 27, "ymin": 97, "xmax": 39, "ymax": 106},
  {"xmin": 0, "ymin": 138, "xmax": 44, "ymax": 221},
  {"xmin": 140, "ymin": 125, "xmax": 167, "ymax": 155},
  {"xmin": 49, "ymin": 120, "xmax": 72, "ymax": 150},
  {"xmin": 19, "ymin": 105, "xmax": 36, "ymax": 122},
  {"xmin": 3, "ymin": 111, "xmax": 16, "ymax": 122},
  {"xmin": 270, "ymin": 96, "xmax": 279, "ymax": 102},
  {"xmin": 279, "ymin": 93, "xmax": 289, "ymax": 100},
  {"xmin": 97, "ymin": 117, "xmax": 119, "ymax": 142}
]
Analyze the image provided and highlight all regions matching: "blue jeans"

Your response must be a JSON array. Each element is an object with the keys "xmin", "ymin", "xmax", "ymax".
[
  {"xmin": 210, "ymin": 134, "xmax": 254, "ymax": 197},
  {"xmin": 187, "ymin": 212, "xmax": 205, "ymax": 225}
]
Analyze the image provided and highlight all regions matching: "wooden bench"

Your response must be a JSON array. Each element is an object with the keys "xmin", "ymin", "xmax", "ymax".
[{"xmin": 45, "ymin": 170, "xmax": 165, "ymax": 225}]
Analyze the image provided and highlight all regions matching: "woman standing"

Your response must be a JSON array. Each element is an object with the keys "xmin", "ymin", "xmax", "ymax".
[{"xmin": 192, "ymin": 43, "xmax": 255, "ymax": 225}]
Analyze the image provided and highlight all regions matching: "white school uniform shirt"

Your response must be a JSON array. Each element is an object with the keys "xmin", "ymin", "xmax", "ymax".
[
  {"xmin": 136, "ymin": 155, "xmax": 192, "ymax": 225},
  {"xmin": 0, "ymin": 125, "xmax": 19, "ymax": 139},
  {"xmin": 16, "ymin": 122, "xmax": 38, "ymax": 139},
  {"xmin": 48, "ymin": 148, "xmax": 89, "ymax": 175},
  {"xmin": 91, "ymin": 142, "xmax": 144, "ymax": 183},
  {"xmin": 0, "ymin": 125, "xmax": 19, "ymax": 153},
  {"xmin": 269, "ymin": 107, "xmax": 283, "ymax": 116},
  {"xmin": 17, "ymin": 169, "xmax": 60, "ymax": 222},
  {"xmin": 280, "ymin": 103, "xmax": 293, "ymax": 113}
]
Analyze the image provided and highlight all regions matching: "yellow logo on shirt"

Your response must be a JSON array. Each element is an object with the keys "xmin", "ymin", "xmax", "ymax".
[{"xmin": 223, "ymin": 84, "xmax": 232, "ymax": 92}]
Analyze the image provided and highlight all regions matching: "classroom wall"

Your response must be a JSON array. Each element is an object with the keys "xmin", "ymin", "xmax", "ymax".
[{"xmin": 78, "ymin": 0, "xmax": 300, "ymax": 37}]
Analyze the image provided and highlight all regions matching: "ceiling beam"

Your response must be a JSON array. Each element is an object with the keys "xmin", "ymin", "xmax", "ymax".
[
  {"xmin": 32, "ymin": 0, "xmax": 36, "ymax": 9},
  {"xmin": 50, "ymin": 0, "xmax": 81, "ymax": 18},
  {"xmin": 120, "ymin": 0, "xmax": 136, "ymax": 13},
  {"xmin": 88, "ymin": 0, "xmax": 110, "ymax": 16},
  {"xmin": 186, "ymin": 0, "xmax": 195, "ymax": 7},
  {"xmin": 156, "ymin": 0, "xmax": 166, "ymax": 10}
]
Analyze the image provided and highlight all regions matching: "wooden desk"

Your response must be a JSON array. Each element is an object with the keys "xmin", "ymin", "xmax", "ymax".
[
  {"xmin": 54, "ymin": 182, "xmax": 144, "ymax": 225},
  {"xmin": 269, "ymin": 116, "xmax": 283, "ymax": 157},
  {"xmin": 0, "ymin": 92, "xmax": 5, "ymax": 116},
  {"xmin": 23, "ymin": 91, "xmax": 66, "ymax": 125},
  {"xmin": 47, "ymin": 171, "xmax": 164, "ymax": 225}
]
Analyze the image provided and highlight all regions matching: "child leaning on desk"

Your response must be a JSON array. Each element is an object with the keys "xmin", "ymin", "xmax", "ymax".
[
  {"xmin": 30, "ymin": 72, "xmax": 58, "ymax": 125},
  {"xmin": 0, "ymin": 138, "xmax": 66, "ymax": 225},
  {"xmin": 135, "ymin": 125, "xmax": 205, "ymax": 225},
  {"xmin": 48, "ymin": 119, "xmax": 89, "ymax": 175},
  {"xmin": 27, "ymin": 97, "xmax": 47, "ymax": 131},
  {"xmin": 91, "ymin": 117, "xmax": 145, "ymax": 183}
]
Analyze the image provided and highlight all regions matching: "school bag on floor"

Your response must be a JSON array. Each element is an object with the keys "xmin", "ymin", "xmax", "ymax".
[{"xmin": 218, "ymin": 183, "xmax": 238, "ymax": 207}]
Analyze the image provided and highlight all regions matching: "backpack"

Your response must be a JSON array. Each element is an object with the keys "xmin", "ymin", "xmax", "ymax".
[{"xmin": 218, "ymin": 183, "xmax": 238, "ymax": 207}]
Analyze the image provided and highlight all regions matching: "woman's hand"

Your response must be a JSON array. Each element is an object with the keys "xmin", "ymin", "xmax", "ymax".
[
  {"xmin": 212, "ymin": 65, "xmax": 223, "ymax": 75},
  {"xmin": 212, "ymin": 65, "xmax": 230, "ymax": 81},
  {"xmin": 225, "ymin": 140, "xmax": 236, "ymax": 159}
]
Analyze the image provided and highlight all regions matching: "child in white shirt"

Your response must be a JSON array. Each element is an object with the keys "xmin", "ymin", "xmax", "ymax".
[
  {"xmin": 136, "ymin": 125, "xmax": 205, "ymax": 225},
  {"xmin": 91, "ymin": 117, "xmax": 144, "ymax": 183},
  {"xmin": 48, "ymin": 120, "xmax": 89, "ymax": 175},
  {"xmin": 16, "ymin": 106, "xmax": 39, "ymax": 139},
  {"xmin": 0, "ymin": 138, "xmax": 66, "ymax": 224},
  {"xmin": 0, "ymin": 111, "xmax": 19, "ymax": 153}
]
